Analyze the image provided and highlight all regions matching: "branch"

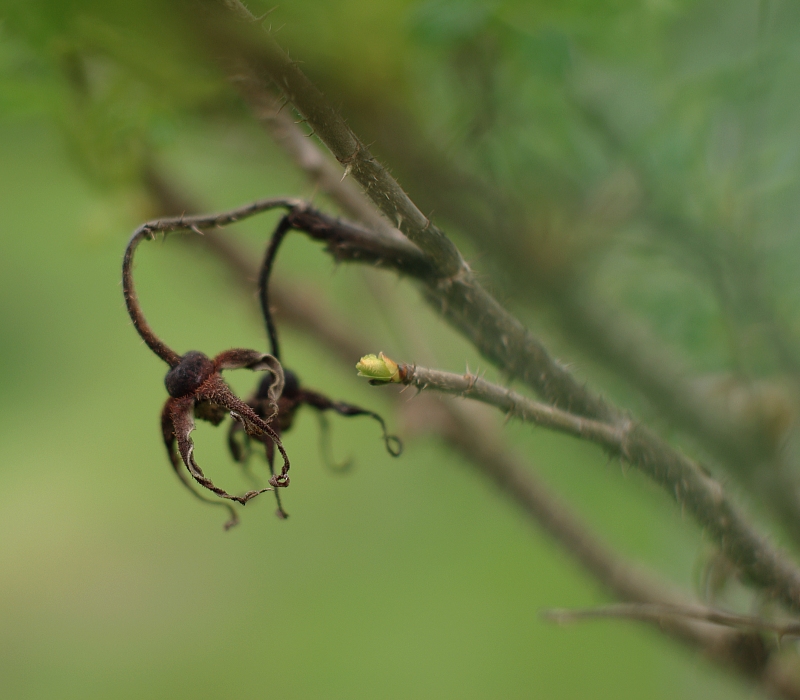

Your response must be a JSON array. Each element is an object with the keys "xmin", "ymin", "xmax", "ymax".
[
  {"xmin": 189, "ymin": 21, "xmax": 800, "ymax": 618},
  {"xmin": 216, "ymin": 0, "xmax": 462, "ymax": 275},
  {"xmin": 358, "ymin": 358, "xmax": 800, "ymax": 615},
  {"xmin": 239, "ymin": 101, "xmax": 800, "ymax": 684},
  {"xmin": 543, "ymin": 603, "xmax": 800, "ymax": 640},
  {"xmin": 305, "ymin": 75, "xmax": 800, "ymax": 544},
  {"xmin": 193, "ymin": 1, "xmax": 616, "ymax": 423}
]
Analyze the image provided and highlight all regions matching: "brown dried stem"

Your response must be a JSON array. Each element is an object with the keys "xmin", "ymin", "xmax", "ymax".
[
  {"xmin": 123, "ymin": 227, "xmax": 182, "ymax": 367},
  {"xmin": 123, "ymin": 196, "xmax": 301, "ymax": 362}
]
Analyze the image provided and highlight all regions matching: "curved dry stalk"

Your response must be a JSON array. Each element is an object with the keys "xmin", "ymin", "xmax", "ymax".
[
  {"xmin": 123, "ymin": 227, "xmax": 182, "ymax": 366},
  {"xmin": 123, "ymin": 194, "xmax": 300, "ymax": 360},
  {"xmin": 258, "ymin": 214, "xmax": 292, "ymax": 361},
  {"xmin": 132, "ymin": 197, "xmax": 301, "ymax": 239}
]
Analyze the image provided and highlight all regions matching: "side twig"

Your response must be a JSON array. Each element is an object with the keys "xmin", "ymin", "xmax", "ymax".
[{"xmin": 358, "ymin": 358, "xmax": 800, "ymax": 615}]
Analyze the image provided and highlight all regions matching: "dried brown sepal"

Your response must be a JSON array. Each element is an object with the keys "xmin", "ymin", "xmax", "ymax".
[{"xmin": 159, "ymin": 351, "xmax": 290, "ymax": 525}]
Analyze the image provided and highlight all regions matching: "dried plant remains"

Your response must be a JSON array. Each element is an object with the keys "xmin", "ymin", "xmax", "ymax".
[
  {"xmin": 123, "ymin": 218, "xmax": 290, "ymax": 529},
  {"xmin": 122, "ymin": 202, "xmax": 400, "ymax": 525}
]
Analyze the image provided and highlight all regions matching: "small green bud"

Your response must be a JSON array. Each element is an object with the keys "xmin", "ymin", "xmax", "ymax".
[{"xmin": 356, "ymin": 352, "xmax": 401, "ymax": 383}]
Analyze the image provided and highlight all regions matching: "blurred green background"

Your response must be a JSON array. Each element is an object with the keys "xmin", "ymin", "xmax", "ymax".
[{"xmin": 2, "ymin": 0, "xmax": 799, "ymax": 697}]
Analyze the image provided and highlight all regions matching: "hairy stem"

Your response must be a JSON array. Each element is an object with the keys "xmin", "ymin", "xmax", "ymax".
[{"xmin": 372, "ymin": 360, "xmax": 800, "ymax": 614}]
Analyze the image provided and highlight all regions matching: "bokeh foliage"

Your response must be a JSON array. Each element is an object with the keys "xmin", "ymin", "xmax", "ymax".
[{"xmin": 2, "ymin": 0, "xmax": 799, "ymax": 698}]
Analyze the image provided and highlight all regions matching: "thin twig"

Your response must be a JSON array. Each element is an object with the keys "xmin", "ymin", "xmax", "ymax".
[
  {"xmin": 363, "ymin": 360, "xmax": 800, "ymax": 615},
  {"xmin": 543, "ymin": 603, "xmax": 800, "ymax": 640},
  {"xmin": 133, "ymin": 197, "xmax": 302, "ymax": 237}
]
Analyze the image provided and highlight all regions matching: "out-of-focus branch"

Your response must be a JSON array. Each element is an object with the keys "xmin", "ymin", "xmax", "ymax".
[
  {"xmin": 431, "ymin": 400, "xmax": 800, "ymax": 691},
  {"xmin": 543, "ymin": 603, "xmax": 800, "ymax": 694},
  {"xmin": 544, "ymin": 603, "xmax": 800, "ymax": 639}
]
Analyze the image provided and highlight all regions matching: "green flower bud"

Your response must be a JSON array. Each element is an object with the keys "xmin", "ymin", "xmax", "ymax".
[{"xmin": 356, "ymin": 352, "xmax": 401, "ymax": 383}]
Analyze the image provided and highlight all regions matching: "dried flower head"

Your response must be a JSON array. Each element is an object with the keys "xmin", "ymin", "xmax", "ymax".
[{"xmin": 123, "ymin": 218, "xmax": 291, "ymax": 529}]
